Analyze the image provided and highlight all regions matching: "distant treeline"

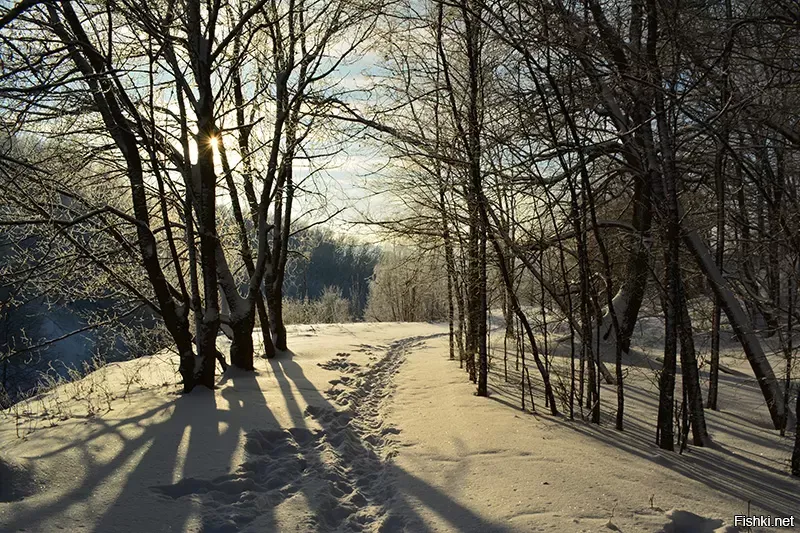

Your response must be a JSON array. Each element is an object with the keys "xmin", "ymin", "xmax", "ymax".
[
  {"xmin": 0, "ymin": 226, "xmax": 381, "ymax": 405},
  {"xmin": 283, "ymin": 228, "xmax": 379, "ymax": 319}
]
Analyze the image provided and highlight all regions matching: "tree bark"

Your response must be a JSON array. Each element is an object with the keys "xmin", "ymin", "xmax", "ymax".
[
  {"xmin": 792, "ymin": 389, "xmax": 800, "ymax": 476},
  {"xmin": 681, "ymin": 227, "xmax": 785, "ymax": 430},
  {"xmin": 677, "ymin": 275, "xmax": 711, "ymax": 446},
  {"xmin": 598, "ymin": 175, "xmax": 652, "ymax": 354}
]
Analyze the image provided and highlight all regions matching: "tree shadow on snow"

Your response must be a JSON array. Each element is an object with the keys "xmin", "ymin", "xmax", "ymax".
[
  {"xmin": 2, "ymin": 336, "xmax": 511, "ymax": 533},
  {"xmin": 0, "ymin": 366, "xmax": 278, "ymax": 533},
  {"xmin": 267, "ymin": 346, "xmax": 512, "ymax": 533},
  {"xmin": 485, "ymin": 341, "xmax": 799, "ymax": 521},
  {"xmin": 550, "ymin": 409, "xmax": 799, "ymax": 518}
]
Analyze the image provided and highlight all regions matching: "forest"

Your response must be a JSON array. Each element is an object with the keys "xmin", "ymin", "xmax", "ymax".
[{"xmin": 0, "ymin": 0, "xmax": 799, "ymax": 529}]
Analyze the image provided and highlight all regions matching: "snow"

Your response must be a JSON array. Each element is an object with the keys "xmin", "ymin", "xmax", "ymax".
[{"xmin": 1, "ymin": 321, "xmax": 798, "ymax": 532}]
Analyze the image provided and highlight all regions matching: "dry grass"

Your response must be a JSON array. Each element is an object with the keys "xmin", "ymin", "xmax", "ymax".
[{"xmin": 1, "ymin": 350, "xmax": 180, "ymax": 439}]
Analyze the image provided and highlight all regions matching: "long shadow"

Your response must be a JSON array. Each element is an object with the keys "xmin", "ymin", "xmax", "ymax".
[
  {"xmin": 0, "ymin": 366, "xmax": 284, "ymax": 533},
  {"xmin": 550, "ymin": 413, "xmax": 800, "ymax": 518},
  {"xmin": 272, "ymin": 342, "xmax": 512, "ymax": 532},
  {"xmin": 90, "ymin": 387, "xmax": 246, "ymax": 533},
  {"xmin": 93, "ymin": 368, "xmax": 288, "ymax": 533},
  {"xmin": 486, "ymin": 341, "xmax": 800, "ymax": 520},
  {"xmin": 147, "ymin": 369, "xmax": 286, "ymax": 533},
  {"xmin": 0, "ymin": 401, "xmax": 175, "ymax": 533},
  {"xmin": 495, "ymin": 334, "xmax": 795, "ymax": 452},
  {"xmin": 81, "ymin": 332, "xmax": 502, "ymax": 533},
  {"xmin": 149, "ymin": 350, "xmax": 403, "ymax": 533},
  {"xmin": 3, "ymin": 334, "xmax": 517, "ymax": 533},
  {"xmin": 268, "ymin": 348, "xmax": 436, "ymax": 532},
  {"xmin": 258, "ymin": 350, "xmax": 395, "ymax": 533}
]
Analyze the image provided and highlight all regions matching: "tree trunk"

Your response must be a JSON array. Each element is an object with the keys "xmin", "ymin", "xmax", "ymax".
[
  {"xmin": 446, "ymin": 258, "xmax": 456, "ymax": 361},
  {"xmin": 217, "ymin": 137, "xmax": 271, "ymax": 367},
  {"xmin": 257, "ymin": 296, "xmax": 276, "ymax": 359},
  {"xmin": 487, "ymin": 225, "xmax": 558, "ymax": 414},
  {"xmin": 709, "ymin": 295, "xmax": 721, "ymax": 410},
  {"xmin": 466, "ymin": 218, "xmax": 480, "ymax": 383},
  {"xmin": 455, "ymin": 274, "xmax": 467, "ymax": 364},
  {"xmin": 654, "ymin": 43, "xmax": 679, "ymax": 450},
  {"xmin": 229, "ymin": 312, "xmax": 256, "ymax": 371},
  {"xmin": 598, "ymin": 170, "xmax": 652, "ymax": 354},
  {"xmin": 792, "ymin": 389, "xmax": 800, "ymax": 477},
  {"xmin": 682, "ymin": 227, "xmax": 785, "ymax": 430},
  {"xmin": 657, "ymin": 264, "xmax": 678, "ymax": 451},
  {"xmin": 47, "ymin": 4, "xmax": 202, "ymax": 390},
  {"xmin": 677, "ymin": 275, "xmax": 711, "ymax": 447},
  {"xmin": 477, "ymin": 229, "xmax": 488, "ymax": 396},
  {"xmin": 781, "ymin": 263, "xmax": 795, "ymax": 435},
  {"xmin": 267, "ymin": 282, "xmax": 288, "ymax": 351},
  {"xmin": 440, "ymin": 189, "xmax": 457, "ymax": 362}
]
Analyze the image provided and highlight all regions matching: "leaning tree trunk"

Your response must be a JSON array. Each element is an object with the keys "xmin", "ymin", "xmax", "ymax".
[
  {"xmin": 682, "ymin": 227, "xmax": 785, "ymax": 430},
  {"xmin": 642, "ymin": 0, "xmax": 783, "ymax": 430},
  {"xmin": 486, "ymin": 225, "xmax": 558, "ymax": 414}
]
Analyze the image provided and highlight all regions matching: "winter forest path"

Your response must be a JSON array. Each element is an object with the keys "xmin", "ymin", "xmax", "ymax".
[
  {"xmin": 1, "ymin": 321, "xmax": 799, "ymax": 533},
  {"xmin": 0, "ymin": 322, "xmax": 496, "ymax": 533}
]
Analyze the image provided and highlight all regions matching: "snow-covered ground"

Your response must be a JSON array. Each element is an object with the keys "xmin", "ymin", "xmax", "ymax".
[{"xmin": 1, "ymin": 321, "xmax": 798, "ymax": 532}]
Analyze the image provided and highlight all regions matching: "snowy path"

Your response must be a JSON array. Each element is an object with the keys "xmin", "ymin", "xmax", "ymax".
[
  {"xmin": 0, "ymin": 323, "xmax": 448, "ymax": 533},
  {"xmin": 152, "ymin": 334, "xmax": 442, "ymax": 532},
  {"xmin": 2, "ymin": 321, "xmax": 798, "ymax": 533}
]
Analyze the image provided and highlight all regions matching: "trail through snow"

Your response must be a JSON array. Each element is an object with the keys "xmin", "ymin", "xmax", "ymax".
[
  {"xmin": 1, "ymin": 321, "xmax": 798, "ymax": 533},
  {"xmin": 151, "ymin": 335, "xmax": 438, "ymax": 532}
]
